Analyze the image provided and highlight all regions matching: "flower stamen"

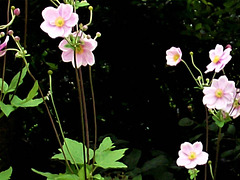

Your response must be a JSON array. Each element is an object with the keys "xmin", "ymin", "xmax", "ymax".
[{"xmin": 55, "ymin": 17, "xmax": 65, "ymax": 27}]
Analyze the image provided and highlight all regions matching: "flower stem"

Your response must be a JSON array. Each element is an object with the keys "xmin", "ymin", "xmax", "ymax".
[
  {"xmin": 214, "ymin": 127, "xmax": 222, "ymax": 180},
  {"xmin": 204, "ymin": 105, "xmax": 209, "ymax": 180},
  {"xmin": 190, "ymin": 52, "xmax": 204, "ymax": 86},
  {"xmin": 48, "ymin": 72, "xmax": 79, "ymax": 171},
  {"xmin": 181, "ymin": 59, "xmax": 201, "ymax": 87},
  {"xmin": 89, "ymin": 66, "xmax": 97, "ymax": 165}
]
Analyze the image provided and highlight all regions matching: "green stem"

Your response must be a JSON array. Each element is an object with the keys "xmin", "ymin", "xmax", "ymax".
[
  {"xmin": 24, "ymin": 0, "xmax": 28, "ymax": 49},
  {"xmin": 190, "ymin": 52, "xmax": 204, "ymax": 86},
  {"xmin": 181, "ymin": 59, "xmax": 201, "ymax": 87},
  {"xmin": 86, "ymin": 7, "xmax": 93, "ymax": 26},
  {"xmin": 208, "ymin": 161, "xmax": 214, "ymax": 180},
  {"xmin": 204, "ymin": 105, "xmax": 209, "ymax": 180},
  {"xmin": 214, "ymin": 127, "xmax": 222, "ymax": 180},
  {"xmin": 48, "ymin": 73, "xmax": 79, "ymax": 171}
]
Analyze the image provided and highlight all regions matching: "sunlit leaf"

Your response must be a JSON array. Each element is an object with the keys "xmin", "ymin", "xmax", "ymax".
[{"xmin": 0, "ymin": 167, "xmax": 12, "ymax": 180}]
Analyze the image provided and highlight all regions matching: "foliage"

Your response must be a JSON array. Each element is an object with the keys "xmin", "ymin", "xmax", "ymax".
[
  {"xmin": 32, "ymin": 137, "xmax": 127, "ymax": 180},
  {"xmin": 0, "ymin": 167, "xmax": 12, "ymax": 180}
]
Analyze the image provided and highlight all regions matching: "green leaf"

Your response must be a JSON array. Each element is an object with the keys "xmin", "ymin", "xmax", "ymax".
[
  {"xmin": 7, "ymin": 65, "xmax": 27, "ymax": 93},
  {"xmin": 32, "ymin": 169, "xmax": 79, "ymax": 180},
  {"xmin": 0, "ymin": 101, "xmax": 15, "ymax": 117},
  {"xmin": 46, "ymin": 62, "xmax": 58, "ymax": 71},
  {"xmin": 75, "ymin": 0, "xmax": 90, "ymax": 9},
  {"xmin": 133, "ymin": 175, "xmax": 142, "ymax": 180},
  {"xmin": 95, "ymin": 137, "xmax": 128, "ymax": 169},
  {"xmin": 11, "ymin": 95, "xmax": 43, "ymax": 108},
  {"xmin": 52, "ymin": 138, "xmax": 94, "ymax": 164},
  {"xmin": 0, "ymin": 79, "xmax": 9, "ymax": 94},
  {"xmin": 93, "ymin": 174, "xmax": 104, "ymax": 180},
  {"xmin": 26, "ymin": 80, "xmax": 39, "ymax": 101},
  {"xmin": 0, "ymin": 167, "xmax": 12, "ymax": 180},
  {"xmin": 178, "ymin": 117, "xmax": 194, "ymax": 127}
]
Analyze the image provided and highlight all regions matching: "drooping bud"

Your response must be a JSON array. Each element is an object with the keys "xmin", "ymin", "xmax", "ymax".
[
  {"xmin": 0, "ymin": 32, "xmax": 5, "ymax": 38},
  {"xmin": 96, "ymin": 32, "xmax": 101, "ymax": 38},
  {"xmin": 14, "ymin": 36, "xmax": 20, "ymax": 41},
  {"xmin": 14, "ymin": 8, "xmax": 21, "ymax": 16},
  {"xmin": 88, "ymin": 6, "xmax": 93, "ymax": 11}
]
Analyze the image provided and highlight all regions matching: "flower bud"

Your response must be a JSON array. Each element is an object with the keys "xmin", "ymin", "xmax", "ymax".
[
  {"xmin": 48, "ymin": 70, "xmax": 53, "ymax": 75},
  {"xmin": 82, "ymin": 25, "xmax": 88, "ymax": 31},
  {"xmin": 8, "ymin": 30, "xmax": 14, "ymax": 35},
  {"xmin": 0, "ymin": 32, "xmax": 5, "ymax": 38},
  {"xmin": 14, "ymin": 36, "xmax": 20, "ymax": 41},
  {"xmin": 88, "ymin": 6, "xmax": 93, "ymax": 11},
  {"xmin": 14, "ymin": 8, "xmax": 20, "ymax": 16},
  {"xmin": 225, "ymin": 44, "xmax": 232, "ymax": 49},
  {"xmin": 96, "ymin": 32, "xmax": 101, "ymax": 38}
]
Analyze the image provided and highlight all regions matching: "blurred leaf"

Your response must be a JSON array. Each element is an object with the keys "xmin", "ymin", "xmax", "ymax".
[
  {"xmin": 227, "ymin": 124, "xmax": 236, "ymax": 135},
  {"xmin": 46, "ymin": 62, "xmax": 58, "ymax": 71},
  {"xmin": 123, "ymin": 148, "xmax": 141, "ymax": 170},
  {"xmin": 141, "ymin": 155, "xmax": 168, "ymax": 172},
  {"xmin": 26, "ymin": 80, "xmax": 39, "ymax": 101},
  {"xmin": 189, "ymin": 133, "xmax": 203, "ymax": 142},
  {"xmin": 178, "ymin": 117, "xmax": 194, "ymax": 127},
  {"xmin": 75, "ymin": 0, "xmax": 90, "ymax": 9},
  {"xmin": 132, "ymin": 174, "xmax": 142, "ymax": 180},
  {"xmin": 0, "ymin": 166, "xmax": 12, "ymax": 180}
]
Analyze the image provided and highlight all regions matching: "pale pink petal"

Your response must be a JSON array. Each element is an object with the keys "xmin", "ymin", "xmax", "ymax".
[
  {"xmin": 214, "ymin": 44, "xmax": 224, "ymax": 56},
  {"xmin": 217, "ymin": 76, "xmax": 228, "ymax": 90},
  {"xmin": 205, "ymin": 62, "xmax": 216, "ymax": 73},
  {"xmin": 81, "ymin": 50, "xmax": 95, "ymax": 66},
  {"xmin": 58, "ymin": 39, "xmax": 69, "ymax": 52},
  {"xmin": 42, "ymin": 7, "xmax": 59, "ymax": 23},
  {"xmin": 0, "ymin": 36, "xmax": 9, "ymax": 50},
  {"xmin": 84, "ymin": 39, "xmax": 98, "ymax": 51},
  {"xmin": 74, "ymin": 55, "xmax": 83, "ymax": 68},
  {"xmin": 62, "ymin": 50, "xmax": 74, "ymax": 62},
  {"xmin": 40, "ymin": 21, "xmax": 64, "ymax": 38},
  {"xmin": 62, "ymin": 25, "xmax": 72, "ymax": 37},
  {"xmin": 180, "ymin": 142, "xmax": 193, "ymax": 155},
  {"xmin": 196, "ymin": 152, "xmax": 209, "ymax": 165},
  {"xmin": 176, "ymin": 156, "xmax": 191, "ymax": 167},
  {"xmin": 193, "ymin": 142, "xmax": 203, "ymax": 155},
  {"xmin": 65, "ymin": 13, "xmax": 79, "ymax": 27},
  {"xmin": 58, "ymin": 4, "xmax": 73, "ymax": 20},
  {"xmin": 185, "ymin": 160, "xmax": 197, "ymax": 169}
]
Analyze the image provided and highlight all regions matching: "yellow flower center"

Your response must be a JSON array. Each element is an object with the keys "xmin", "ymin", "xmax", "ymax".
[
  {"xmin": 188, "ymin": 152, "xmax": 197, "ymax": 160},
  {"xmin": 76, "ymin": 45, "xmax": 84, "ymax": 54},
  {"xmin": 55, "ymin": 17, "xmax": 65, "ymax": 27},
  {"xmin": 213, "ymin": 55, "xmax": 220, "ymax": 63},
  {"xmin": 215, "ymin": 89, "xmax": 223, "ymax": 98},
  {"xmin": 173, "ymin": 54, "xmax": 180, "ymax": 62}
]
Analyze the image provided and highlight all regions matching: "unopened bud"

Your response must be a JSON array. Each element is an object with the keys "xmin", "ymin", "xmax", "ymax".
[
  {"xmin": 14, "ymin": 36, "xmax": 20, "ymax": 41},
  {"xmin": 0, "ymin": 32, "xmax": 5, "ymax": 38},
  {"xmin": 11, "ymin": 6, "xmax": 15, "ymax": 10},
  {"xmin": 14, "ymin": 8, "xmax": 20, "ymax": 16},
  {"xmin": 48, "ymin": 70, "xmax": 53, "ymax": 75},
  {"xmin": 96, "ymin": 32, "xmax": 101, "ymax": 38},
  {"xmin": 8, "ymin": 30, "xmax": 14, "ymax": 35},
  {"xmin": 88, "ymin": 6, "xmax": 93, "ymax": 11},
  {"xmin": 82, "ymin": 25, "xmax": 88, "ymax": 31},
  {"xmin": 189, "ymin": 51, "xmax": 194, "ymax": 56},
  {"xmin": 225, "ymin": 44, "xmax": 232, "ymax": 49},
  {"xmin": 87, "ymin": 34, "xmax": 91, "ymax": 39}
]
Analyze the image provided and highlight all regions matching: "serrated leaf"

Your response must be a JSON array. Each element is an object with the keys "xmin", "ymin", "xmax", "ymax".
[
  {"xmin": 7, "ymin": 65, "xmax": 27, "ymax": 93},
  {"xmin": 95, "ymin": 137, "xmax": 128, "ymax": 169},
  {"xmin": 52, "ymin": 138, "xmax": 93, "ymax": 164},
  {"xmin": 0, "ymin": 166, "xmax": 12, "ymax": 180},
  {"xmin": 0, "ymin": 79, "xmax": 9, "ymax": 94},
  {"xmin": 0, "ymin": 101, "xmax": 15, "ymax": 117},
  {"xmin": 32, "ymin": 168, "xmax": 79, "ymax": 180},
  {"xmin": 11, "ymin": 95, "xmax": 43, "ymax": 108}
]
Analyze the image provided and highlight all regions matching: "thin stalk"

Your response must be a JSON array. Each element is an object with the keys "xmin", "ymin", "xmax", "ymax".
[
  {"xmin": 24, "ymin": 0, "xmax": 28, "ymax": 49},
  {"xmin": 74, "ymin": 53, "xmax": 87, "ymax": 180},
  {"xmin": 78, "ymin": 67, "xmax": 90, "ymax": 163},
  {"xmin": 190, "ymin": 52, "xmax": 204, "ymax": 85},
  {"xmin": 22, "ymin": 58, "xmax": 73, "ymax": 173},
  {"xmin": 89, "ymin": 66, "xmax": 97, "ymax": 165},
  {"xmin": 49, "ymin": 73, "xmax": 79, "ymax": 171},
  {"xmin": 0, "ymin": 0, "xmax": 10, "ymax": 101},
  {"xmin": 214, "ymin": 127, "xmax": 222, "ymax": 180},
  {"xmin": 204, "ymin": 105, "xmax": 209, "ymax": 180},
  {"xmin": 181, "ymin": 60, "xmax": 201, "ymax": 87}
]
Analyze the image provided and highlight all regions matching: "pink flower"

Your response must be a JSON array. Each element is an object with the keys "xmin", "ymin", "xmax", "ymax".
[
  {"xmin": 223, "ymin": 92, "xmax": 240, "ymax": 119},
  {"xmin": 0, "ymin": 36, "xmax": 9, "ymax": 57},
  {"xmin": 203, "ymin": 75, "xmax": 236, "ymax": 110},
  {"xmin": 205, "ymin": 44, "xmax": 232, "ymax": 73},
  {"xmin": 176, "ymin": 142, "xmax": 208, "ymax": 169},
  {"xmin": 40, "ymin": 3, "xmax": 78, "ymax": 39},
  {"xmin": 59, "ymin": 32, "xmax": 97, "ymax": 68},
  {"xmin": 166, "ymin": 47, "xmax": 182, "ymax": 66}
]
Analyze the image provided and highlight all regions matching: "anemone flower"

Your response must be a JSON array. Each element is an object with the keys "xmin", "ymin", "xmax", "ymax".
[
  {"xmin": 58, "ymin": 32, "xmax": 97, "ymax": 68},
  {"xmin": 0, "ymin": 36, "xmax": 9, "ymax": 57},
  {"xmin": 176, "ymin": 141, "xmax": 209, "ymax": 169},
  {"xmin": 205, "ymin": 44, "xmax": 232, "ymax": 73},
  {"xmin": 166, "ymin": 47, "xmax": 182, "ymax": 66},
  {"xmin": 203, "ymin": 75, "xmax": 236, "ymax": 110},
  {"xmin": 40, "ymin": 3, "xmax": 78, "ymax": 38}
]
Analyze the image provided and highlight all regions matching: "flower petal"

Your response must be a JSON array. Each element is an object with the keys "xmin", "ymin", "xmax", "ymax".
[{"xmin": 58, "ymin": 4, "xmax": 73, "ymax": 20}]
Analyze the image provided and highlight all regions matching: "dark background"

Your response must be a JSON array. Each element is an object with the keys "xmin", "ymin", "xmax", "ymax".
[{"xmin": 0, "ymin": 0, "xmax": 240, "ymax": 179}]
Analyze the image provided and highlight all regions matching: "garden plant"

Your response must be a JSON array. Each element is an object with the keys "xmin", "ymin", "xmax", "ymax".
[{"xmin": 0, "ymin": 0, "xmax": 240, "ymax": 180}]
